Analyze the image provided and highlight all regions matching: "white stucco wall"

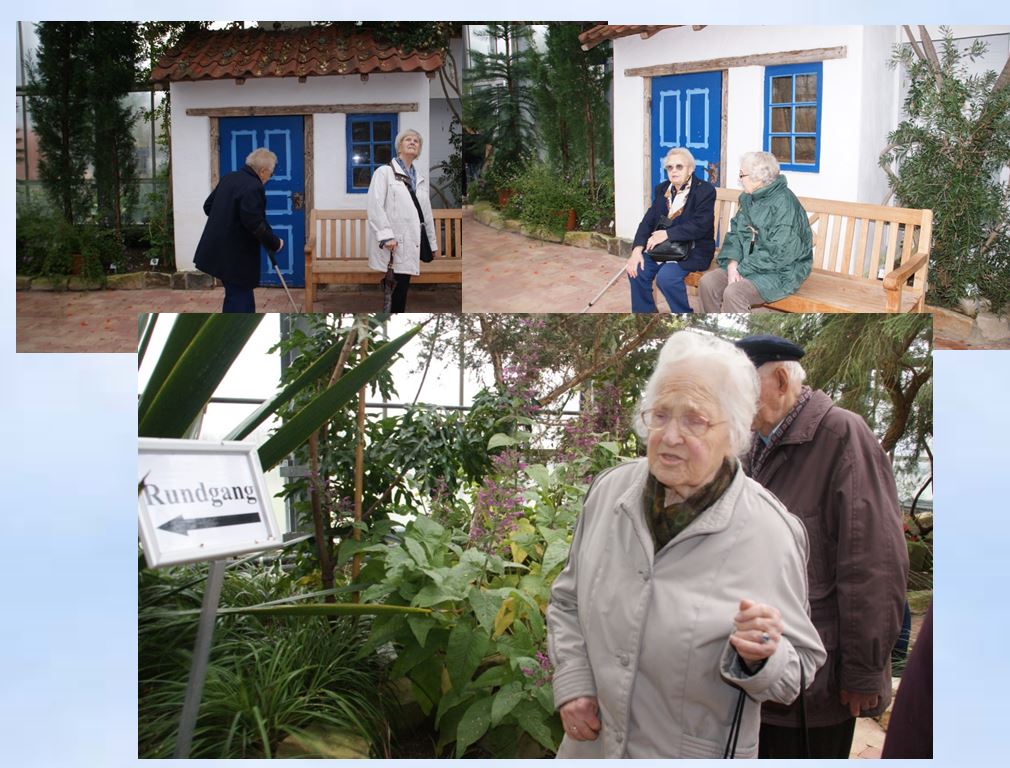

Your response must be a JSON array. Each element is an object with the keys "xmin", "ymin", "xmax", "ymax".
[
  {"xmin": 612, "ymin": 25, "xmax": 901, "ymax": 240},
  {"xmin": 170, "ymin": 74, "xmax": 431, "ymax": 272}
]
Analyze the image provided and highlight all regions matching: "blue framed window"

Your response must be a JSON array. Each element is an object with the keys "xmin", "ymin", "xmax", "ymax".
[
  {"xmin": 764, "ymin": 63, "xmax": 822, "ymax": 172},
  {"xmin": 346, "ymin": 114, "xmax": 398, "ymax": 193}
]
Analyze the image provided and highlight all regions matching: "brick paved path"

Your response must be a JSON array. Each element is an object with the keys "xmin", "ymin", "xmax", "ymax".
[
  {"xmin": 16, "ymin": 285, "xmax": 460, "ymax": 353},
  {"xmin": 462, "ymin": 208, "xmax": 698, "ymax": 313}
]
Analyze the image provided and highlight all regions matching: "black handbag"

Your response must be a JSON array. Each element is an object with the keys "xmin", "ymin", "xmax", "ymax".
[{"xmin": 644, "ymin": 215, "xmax": 693, "ymax": 262}]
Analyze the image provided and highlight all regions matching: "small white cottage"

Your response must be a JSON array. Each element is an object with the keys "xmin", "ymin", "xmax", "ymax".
[
  {"xmin": 153, "ymin": 24, "xmax": 460, "ymax": 287},
  {"xmin": 580, "ymin": 24, "xmax": 1009, "ymax": 244}
]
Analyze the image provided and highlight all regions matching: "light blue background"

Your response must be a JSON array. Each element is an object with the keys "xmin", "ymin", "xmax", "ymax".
[{"xmin": 6, "ymin": 2, "xmax": 1010, "ymax": 765}]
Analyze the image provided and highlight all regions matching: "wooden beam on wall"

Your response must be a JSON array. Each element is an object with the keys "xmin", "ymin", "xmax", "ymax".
[
  {"xmin": 625, "ymin": 45, "xmax": 846, "ymax": 78},
  {"xmin": 186, "ymin": 102, "xmax": 419, "ymax": 117}
]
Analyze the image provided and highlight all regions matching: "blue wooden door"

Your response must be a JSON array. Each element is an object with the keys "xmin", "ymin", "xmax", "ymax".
[
  {"xmin": 651, "ymin": 71, "xmax": 723, "ymax": 186},
  {"xmin": 219, "ymin": 116, "xmax": 305, "ymax": 287}
]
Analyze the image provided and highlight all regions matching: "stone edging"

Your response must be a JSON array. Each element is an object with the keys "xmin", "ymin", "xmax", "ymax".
[
  {"xmin": 470, "ymin": 202, "xmax": 633, "ymax": 258},
  {"xmin": 16, "ymin": 271, "xmax": 220, "ymax": 292}
]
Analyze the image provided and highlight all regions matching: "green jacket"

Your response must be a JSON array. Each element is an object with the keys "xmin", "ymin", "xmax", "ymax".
[{"xmin": 716, "ymin": 175, "xmax": 813, "ymax": 302}]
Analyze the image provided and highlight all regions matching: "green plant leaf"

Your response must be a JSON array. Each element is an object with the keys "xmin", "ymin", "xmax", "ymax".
[
  {"xmin": 137, "ymin": 313, "xmax": 157, "ymax": 366},
  {"xmin": 140, "ymin": 314, "xmax": 263, "ymax": 437},
  {"xmin": 468, "ymin": 587, "xmax": 500, "ymax": 636},
  {"xmin": 487, "ymin": 432, "xmax": 518, "ymax": 449},
  {"xmin": 391, "ymin": 637, "xmax": 438, "ymax": 679},
  {"xmin": 257, "ymin": 324, "xmax": 421, "ymax": 470},
  {"xmin": 214, "ymin": 603, "xmax": 429, "ymax": 618},
  {"xmin": 524, "ymin": 463, "xmax": 552, "ymax": 488},
  {"xmin": 599, "ymin": 441, "xmax": 621, "ymax": 455},
  {"xmin": 541, "ymin": 537, "xmax": 572, "ymax": 577},
  {"xmin": 491, "ymin": 681, "xmax": 525, "ymax": 727},
  {"xmin": 455, "ymin": 695, "xmax": 493, "ymax": 758},
  {"xmin": 446, "ymin": 620, "xmax": 490, "ymax": 691},
  {"xmin": 407, "ymin": 614, "xmax": 436, "ymax": 647},
  {"xmin": 513, "ymin": 698, "xmax": 557, "ymax": 752},
  {"xmin": 533, "ymin": 683, "xmax": 555, "ymax": 715},
  {"xmin": 225, "ymin": 332, "xmax": 350, "ymax": 441},
  {"xmin": 472, "ymin": 665, "xmax": 510, "ymax": 689}
]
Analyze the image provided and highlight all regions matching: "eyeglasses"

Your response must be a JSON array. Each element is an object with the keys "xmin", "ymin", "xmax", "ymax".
[
  {"xmin": 666, "ymin": 163, "xmax": 687, "ymax": 171},
  {"xmin": 641, "ymin": 408, "xmax": 725, "ymax": 437},
  {"xmin": 738, "ymin": 172, "xmax": 749, "ymax": 178}
]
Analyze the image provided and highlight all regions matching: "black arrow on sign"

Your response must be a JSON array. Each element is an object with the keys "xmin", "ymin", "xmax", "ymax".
[{"xmin": 158, "ymin": 513, "xmax": 262, "ymax": 536}]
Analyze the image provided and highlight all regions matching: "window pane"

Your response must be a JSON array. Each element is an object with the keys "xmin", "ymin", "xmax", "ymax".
[
  {"xmin": 771, "ymin": 107, "xmax": 792, "ymax": 133},
  {"xmin": 771, "ymin": 76, "xmax": 792, "ymax": 103},
  {"xmin": 351, "ymin": 121, "xmax": 370, "ymax": 142},
  {"xmin": 374, "ymin": 144, "xmax": 392, "ymax": 164},
  {"xmin": 373, "ymin": 121, "xmax": 392, "ymax": 142},
  {"xmin": 795, "ymin": 106, "xmax": 817, "ymax": 133},
  {"xmin": 351, "ymin": 144, "xmax": 371, "ymax": 165},
  {"xmin": 771, "ymin": 136, "xmax": 791, "ymax": 163},
  {"xmin": 352, "ymin": 166, "xmax": 372, "ymax": 188},
  {"xmin": 794, "ymin": 137, "xmax": 816, "ymax": 164},
  {"xmin": 795, "ymin": 74, "xmax": 818, "ymax": 102}
]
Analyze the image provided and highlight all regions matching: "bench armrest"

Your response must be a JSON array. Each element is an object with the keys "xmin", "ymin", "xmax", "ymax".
[
  {"xmin": 304, "ymin": 235, "xmax": 315, "ymax": 256},
  {"xmin": 882, "ymin": 252, "xmax": 928, "ymax": 290}
]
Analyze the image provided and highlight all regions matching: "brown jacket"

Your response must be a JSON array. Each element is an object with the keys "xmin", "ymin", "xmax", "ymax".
[{"xmin": 745, "ymin": 390, "xmax": 909, "ymax": 728}]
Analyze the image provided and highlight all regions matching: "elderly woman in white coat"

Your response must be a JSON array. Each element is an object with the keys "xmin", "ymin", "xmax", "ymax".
[
  {"xmin": 547, "ymin": 331, "xmax": 825, "ymax": 759},
  {"xmin": 366, "ymin": 128, "xmax": 439, "ymax": 312}
]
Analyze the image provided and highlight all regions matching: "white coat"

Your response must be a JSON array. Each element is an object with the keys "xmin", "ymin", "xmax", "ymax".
[
  {"xmin": 366, "ymin": 162, "xmax": 438, "ymax": 276},
  {"xmin": 547, "ymin": 458, "xmax": 826, "ymax": 758}
]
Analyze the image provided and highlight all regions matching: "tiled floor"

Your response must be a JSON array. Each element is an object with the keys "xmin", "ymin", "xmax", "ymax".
[
  {"xmin": 16, "ymin": 285, "xmax": 461, "ymax": 353},
  {"xmin": 461, "ymin": 209, "xmax": 692, "ymax": 313}
]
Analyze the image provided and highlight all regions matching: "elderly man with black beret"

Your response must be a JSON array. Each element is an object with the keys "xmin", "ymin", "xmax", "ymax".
[{"xmin": 734, "ymin": 334, "xmax": 909, "ymax": 759}]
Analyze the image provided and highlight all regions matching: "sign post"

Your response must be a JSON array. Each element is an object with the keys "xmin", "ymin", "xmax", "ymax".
[{"xmin": 139, "ymin": 438, "xmax": 281, "ymax": 758}]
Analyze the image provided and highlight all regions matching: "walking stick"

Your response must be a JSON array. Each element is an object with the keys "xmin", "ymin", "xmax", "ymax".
[
  {"xmin": 580, "ymin": 266, "xmax": 627, "ymax": 313},
  {"xmin": 267, "ymin": 251, "xmax": 300, "ymax": 313}
]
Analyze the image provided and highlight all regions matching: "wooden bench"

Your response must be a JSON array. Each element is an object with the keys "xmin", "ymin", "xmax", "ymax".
[
  {"xmin": 682, "ymin": 188, "xmax": 932, "ymax": 313},
  {"xmin": 304, "ymin": 208, "xmax": 463, "ymax": 310}
]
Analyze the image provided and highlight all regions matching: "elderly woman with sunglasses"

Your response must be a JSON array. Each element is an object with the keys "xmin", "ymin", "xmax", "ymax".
[
  {"xmin": 547, "ymin": 331, "xmax": 825, "ymax": 759},
  {"xmin": 699, "ymin": 151, "xmax": 812, "ymax": 312},
  {"xmin": 626, "ymin": 147, "xmax": 716, "ymax": 313}
]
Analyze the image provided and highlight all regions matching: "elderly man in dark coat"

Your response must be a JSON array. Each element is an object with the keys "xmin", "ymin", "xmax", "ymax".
[
  {"xmin": 195, "ymin": 147, "xmax": 284, "ymax": 313},
  {"xmin": 734, "ymin": 334, "xmax": 909, "ymax": 759}
]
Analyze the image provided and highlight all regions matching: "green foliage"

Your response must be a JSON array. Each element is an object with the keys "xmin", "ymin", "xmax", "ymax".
[
  {"xmin": 464, "ymin": 24, "xmax": 538, "ymax": 191},
  {"xmin": 881, "ymin": 29, "xmax": 1010, "ymax": 311},
  {"xmin": 354, "ymin": 22, "xmax": 460, "ymax": 55},
  {"xmin": 531, "ymin": 25, "xmax": 613, "ymax": 193},
  {"xmin": 138, "ymin": 563, "xmax": 392, "ymax": 758},
  {"xmin": 27, "ymin": 23, "xmax": 94, "ymax": 223},
  {"xmin": 15, "ymin": 199, "xmax": 63, "ymax": 275},
  {"xmin": 502, "ymin": 163, "xmax": 584, "ymax": 234},
  {"xmin": 349, "ymin": 432, "xmax": 630, "ymax": 757},
  {"xmin": 433, "ymin": 116, "xmax": 464, "ymax": 206}
]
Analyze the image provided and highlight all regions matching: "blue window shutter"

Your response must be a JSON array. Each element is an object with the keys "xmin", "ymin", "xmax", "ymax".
[
  {"xmin": 763, "ymin": 62, "xmax": 823, "ymax": 173},
  {"xmin": 346, "ymin": 113, "xmax": 399, "ymax": 193}
]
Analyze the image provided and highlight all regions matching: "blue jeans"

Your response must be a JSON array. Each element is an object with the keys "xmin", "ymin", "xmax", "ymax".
[
  {"xmin": 222, "ymin": 282, "xmax": 256, "ymax": 313},
  {"xmin": 628, "ymin": 255, "xmax": 693, "ymax": 313}
]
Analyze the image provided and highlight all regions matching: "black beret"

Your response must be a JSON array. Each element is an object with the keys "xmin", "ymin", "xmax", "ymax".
[{"xmin": 734, "ymin": 334, "xmax": 805, "ymax": 367}]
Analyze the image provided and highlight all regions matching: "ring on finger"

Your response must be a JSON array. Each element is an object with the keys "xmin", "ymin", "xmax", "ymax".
[{"xmin": 760, "ymin": 632, "xmax": 771, "ymax": 644}]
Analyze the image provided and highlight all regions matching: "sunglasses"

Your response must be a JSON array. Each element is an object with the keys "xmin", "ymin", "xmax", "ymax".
[{"xmin": 665, "ymin": 163, "xmax": 687, "ymax": 171}]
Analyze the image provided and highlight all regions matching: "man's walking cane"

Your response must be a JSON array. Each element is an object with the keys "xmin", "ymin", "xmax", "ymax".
[
  {"xmin": 580, "ymin": 267, "xmax": 626, "ymax": 313},
  {"xmin": 267, "ymin": 251, "xmax": 300, "ymax": 313}
]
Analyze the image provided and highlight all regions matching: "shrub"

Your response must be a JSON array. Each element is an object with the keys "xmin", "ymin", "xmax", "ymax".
[
  {"xmin": 15, "ymin": 200, "xmax": 61, "ymax": 275},
  {"xmin": 502, "ymin": 163, "xmax": 590, "ymax": 235}
]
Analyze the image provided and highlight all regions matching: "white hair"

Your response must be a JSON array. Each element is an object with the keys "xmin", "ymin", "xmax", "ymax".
[
  {"xmin": 245, "ymin": 148, "xmax": 277, "ymax": 174},
  {"xmin": 395, "ymin": 128, "xmax": 424, "ymax": 154},
  {"xmin": 635, "ymin": 331, "xmax": 759, "ymax": 456},
  {"xmin": 740, "ymin": 151, "xmax": 780, "ymax": 186},
  {"xmin": 663, "ymin": 147, "xmax": 696, "ymax": 176}
]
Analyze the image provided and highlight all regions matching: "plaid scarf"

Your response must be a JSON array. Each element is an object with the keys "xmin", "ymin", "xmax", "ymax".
[
  {"xmin": 748, "ymin": 386, "xmax": 813, "ymax": 477},
  {"xmin": 643, "ymin": 457, "xmax": 736, "ymax": 553}
]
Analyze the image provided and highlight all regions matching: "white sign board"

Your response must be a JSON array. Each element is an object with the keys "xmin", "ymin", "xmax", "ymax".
[{"xmin": 138, "ymin": 438, "xmax": 281, "ymax": 568}]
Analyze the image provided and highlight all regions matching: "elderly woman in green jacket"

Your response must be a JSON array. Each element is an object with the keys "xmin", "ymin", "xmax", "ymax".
[{"xmin": 699, "ymin": 151, "xmax": 812, "ymax": 312}]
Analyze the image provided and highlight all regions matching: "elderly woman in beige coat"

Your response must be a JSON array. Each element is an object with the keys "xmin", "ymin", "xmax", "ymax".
[
  {"xmin": 547, "ymin": 331, "xmax": 825, "ymax": 759},
  {"xmin": 366, "ymin": 128, "xmax": 439, "ymax": 312}
]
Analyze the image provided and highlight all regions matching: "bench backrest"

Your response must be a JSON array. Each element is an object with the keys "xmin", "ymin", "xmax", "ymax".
[
  {"xmin": 713, "ymin": 188, "xmax": 932, "ymax": 296},
  {"xmin": 307, "ymin": 209, "xmax": 463, "ymax": 262}
]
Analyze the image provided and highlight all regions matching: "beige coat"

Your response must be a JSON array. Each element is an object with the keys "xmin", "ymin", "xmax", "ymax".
[
  {"xmin": 547, "ymin": 459, "xmax": 826, "ymax": 758},
  {"xmin": 366, "ymin": 162, "xmax": 438, "ymax": 276}
]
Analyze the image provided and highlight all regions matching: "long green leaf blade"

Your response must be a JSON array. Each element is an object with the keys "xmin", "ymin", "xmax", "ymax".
[
  {"xmin": 138, "ymin": 314, "xmax": 212, "ymax": 422},
  {"xmin": 137, "ymin": 313, "xmax": 157, "ymax": 366},
  {"xmin": 216, "ymin": 603, "xmax": 431, "ymax": 617},
  {"xmin": 224, "ymin": 332, "xmax": 349, "ymax": 442},
  {"xmin": 139, "ymin": 314, "xmax": 263, "ymax": 438},
  {"xmin": 256, "ymin": 324, "xmax": 421, "ymax": 470}
]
